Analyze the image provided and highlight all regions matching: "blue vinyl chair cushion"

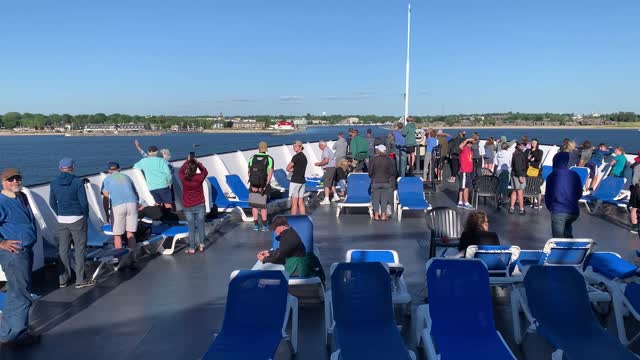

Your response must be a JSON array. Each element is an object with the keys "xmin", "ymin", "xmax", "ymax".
[
  {"xmin": 397, "ymin": 177, "xmax": 430, "ymax": 210},
  {"xmin": 587, "ymin": 253, "xmax": 638, "ymax": 280},
  {"xmin": 541, "ymin": 165, "xmax": 553, "ymax": 181},
  {"xmin": 593, "ymin": 177, "xmax": 626, "ymax": 201},
  {"xmin": 426, "ymin": 259, "xmax": 513, "ymax": 359},
  {"xmin": 203, "ymin": 270, "xmax": 289, "ymax": 360},
  {"xmin": 343, "ymin": 174, "xmax": 371, "ymax": 204},
  {"xmin": 570, "ymin": 167, "xmax": 589, "ymax": 188},
  {"xmin": 624, "ymin": 283, "xmax": 640, "ymax": 315},
  {"xmin": 208, "ymin": 177, "xmax": 250, "ymax": 209},
  {"xmin": 349, "ymin": 250, "xmax": 396, "ymax": 263},
  {"xmin": 524, "ymin": 266, "xmax": 637, "ymax": 360},
  {"xmin": 331, "ymin": 262, "xmax": 411, "ymax": 360},
  {"xmin": 225, "ymin": 174, "xmax": 250, "ymax": 202},
  {"xmin": 472, "ymin": 246, "xmax": 514, "ymax": 272}
]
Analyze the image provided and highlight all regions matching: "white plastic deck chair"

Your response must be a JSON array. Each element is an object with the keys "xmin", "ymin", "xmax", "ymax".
[
  {"xmin": 336, "ymin": 173, "xmax": 373, "ymax": 218},
  {"xmin": 510, "ymin": 238, "xmax": 611, "ymax": 344},
  {"xmin": 415, "ymin": 258, "xmax": 516, "ymax": 359},
  {"xmin": 345, "ymin": 249, "xmax": 411, "ymax": 310},
  {"xmin": 584, "ymin": 252, "xmax": 640, "ymax": 345},
  {"xmin": 22, "ymin": 187, "xmax": 130, "ymax": 281}
]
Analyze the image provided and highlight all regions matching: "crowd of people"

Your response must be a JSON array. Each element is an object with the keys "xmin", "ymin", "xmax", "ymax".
[{"xmin": 2, "ymin": 128, "xmax": 640, "ymax": 349}]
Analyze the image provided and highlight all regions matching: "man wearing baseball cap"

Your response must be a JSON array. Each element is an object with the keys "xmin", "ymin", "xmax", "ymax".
[
  {"xmin": 101, "ymin": 162, "xmax": 139, "ymax": 262},
  {"xmin": 0, "ymin": 168, "xmax": 40, "ymax": 346},
  {"xmin": 49, "ymin": 158, "xmax": 93, "ymax": 289}
]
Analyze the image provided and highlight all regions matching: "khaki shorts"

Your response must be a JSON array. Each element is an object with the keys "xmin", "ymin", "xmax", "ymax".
[
  {"xmin": 289, "ymin": 182, "xmax": 306, "ymax": 198},
  {"xmin": 323, "ymin": 167, "xmax": 336, "ymax": 187},
  {"xmin": 511, "ymin": 176, "xmax": 527, "ymax": 190},
  {"xmin": 112, "ymin": 202, "xmax": 138, "ymax": 234}
]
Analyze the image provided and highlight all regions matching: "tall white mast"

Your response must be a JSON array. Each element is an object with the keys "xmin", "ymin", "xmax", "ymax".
[{"xmin": 403, "ymin": 0, "xmax": 412, "ymax": 125}]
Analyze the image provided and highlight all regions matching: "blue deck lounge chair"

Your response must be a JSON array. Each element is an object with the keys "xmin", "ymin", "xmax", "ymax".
[
  {"xmin": 584, "ymin": 252, "xmax": 640, "ymax": 345},
  {"xmin": 100, "ymin": 222, "xmax": 185, "ymax": 255},
  {"xmin": 395, "ymin": 176, "xmax": 432, "ymax": 222},
  {"xmin": 580, "ymin": 176, "xmax": 626, "ymax": 213},
  {"xmin": 208, "ymin": 176, "xmax": 253, "ymax": 222},
  {"xmin": 270, "ymin": 215, "xmax": 324, "ymax": 297},
  {"xmin": 273, "ymin": 169, "xmax": 320, "ymax": 194},
  {"xmin": 202, "ymin": 270, "xmax": 298, "ymax": 359},
  {"xmin": 224, "ymin": 174, "xmax": 250, "ymax": 201},
  {"xmin": 416, "ymin": 258, "xmax": 516, "ymax": 359},
  {"xmin": 540, "ymin": 165, "xmax": 553, "ymax": 181},
  {"xmin": 345, "ymin": 249, "xmax": 411, "ymax": 307},
  {"xmin": 510, "ymin": 238, "xmax": 611, "ymax": 344},
  {"xmin": 326, "ymin": 262, "xmax": 415, "ymax": 360},
  {"xmin": 336, "ymin": 173, "xmax": 372, "ymax": 218},
  {"xmin": 465, "ymin": 245, "xmax": 521, "ymax": 284},
  {"xmin": 524, "ymin": 265, "xmax": 638, "ymax": 360},
  {"xmin": 570, "ymin": 166, "xmax": 590, "ymax": 189}
]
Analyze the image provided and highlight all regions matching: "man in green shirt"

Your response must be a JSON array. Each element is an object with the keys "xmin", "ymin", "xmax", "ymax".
[
  {"xmin": 349, "ymin": 129, "xmax": 369, "ymax": 172},
  {"xmin": 402, "ymin": 116, "xmax": 417, "ymax": 174}
]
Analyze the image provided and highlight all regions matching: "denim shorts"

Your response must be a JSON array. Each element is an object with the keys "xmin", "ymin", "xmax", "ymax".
[{"xmin": 150, "ymin": 187, "xmax": 173, "ymax": 204}]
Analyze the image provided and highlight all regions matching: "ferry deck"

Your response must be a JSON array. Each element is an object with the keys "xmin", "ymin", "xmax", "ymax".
[{"xmin": 2, "ymin": 141, "xmax": 640, "ymax": 360}]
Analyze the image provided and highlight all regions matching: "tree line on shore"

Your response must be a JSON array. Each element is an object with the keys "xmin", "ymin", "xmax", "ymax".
[{"xmin": 0, "ymin": 111, "xmax": 638, "ymax": 130}]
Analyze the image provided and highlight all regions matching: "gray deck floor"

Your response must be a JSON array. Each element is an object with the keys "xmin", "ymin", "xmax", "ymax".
[{"xmin": 3, "ymin": 178, "xmax": 640, "ymax": 359}]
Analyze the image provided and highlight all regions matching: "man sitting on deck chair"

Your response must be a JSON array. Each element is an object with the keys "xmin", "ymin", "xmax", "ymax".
[
  {"xmin": 256, "ymin": 216, "xmax": 324, "ymax": 281},
  {"xmin": 102, "ymin": 162, "xmax": 139, "ymax": 265}
]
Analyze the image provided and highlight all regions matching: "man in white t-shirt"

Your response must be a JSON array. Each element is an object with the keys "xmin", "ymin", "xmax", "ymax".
[{"xmin": 315, "ymin": 141, "xmax": 340, "ymax": 205}]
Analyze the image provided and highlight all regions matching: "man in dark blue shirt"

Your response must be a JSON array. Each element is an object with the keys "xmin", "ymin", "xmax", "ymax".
[
  {"xmin": 545, "ymin": 152, "xmax": 583, "ymax": 238},
  {"xmin": 0, "ymin": 168, "xmax": 40, "ymax": 347}
]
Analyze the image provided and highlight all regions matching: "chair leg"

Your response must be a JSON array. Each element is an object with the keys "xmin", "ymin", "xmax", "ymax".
[
  {"xmin": 511, "ymin": 289, "xmax": 523, "ymax": 344},
  {"xmin": 91, "ymin": 261, "xmax": 106, "ymax": 281},
  {"xmin": 288, "ymin": 295, "xmax": 298, "ymax": 354}
]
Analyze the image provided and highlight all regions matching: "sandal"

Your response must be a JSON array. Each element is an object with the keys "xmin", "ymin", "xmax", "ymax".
[{"xmin": 185, "ymin": 249, "xmax": 196, "ymax": 255}]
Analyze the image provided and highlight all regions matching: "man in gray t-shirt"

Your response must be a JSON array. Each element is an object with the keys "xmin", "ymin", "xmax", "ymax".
[
  {"xmin": 316, "ymin": 140, "xmax": 340, "ymax": 205},
  {"xmin": 333, "ymin": 131, "xmax": 348, "ymax": 162}
]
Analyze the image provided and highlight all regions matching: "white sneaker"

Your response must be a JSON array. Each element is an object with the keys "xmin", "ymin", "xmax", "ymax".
[
  {"xmin": 320, "ymin": 198, "xmax": 330, "ymax": 205},
  {"xmin": 332, "ymin": 195, "xmax": 341, "ymax": 202}
]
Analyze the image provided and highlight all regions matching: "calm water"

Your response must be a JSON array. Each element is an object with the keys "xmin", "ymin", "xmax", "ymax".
[{"xmin": 1, "ymin": 126, "xmax": 638, "ymax": 186}]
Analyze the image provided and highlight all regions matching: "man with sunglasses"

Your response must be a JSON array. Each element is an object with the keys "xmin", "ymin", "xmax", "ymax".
[{"xmin": 0, "ymin": 168, "xmax": 40, "ymax": 346}]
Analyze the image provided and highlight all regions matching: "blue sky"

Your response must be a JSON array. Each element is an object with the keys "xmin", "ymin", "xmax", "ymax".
[{"xmin": 1, "ymin": 0, "xmax": 638, "ymax": 116}]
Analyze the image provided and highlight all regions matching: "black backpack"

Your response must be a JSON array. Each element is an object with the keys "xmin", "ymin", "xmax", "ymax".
[
  {"xmin": 249, "ymin": 154, "xmax": 271, "ymax": 187},
  {"xmin": 432, "ymin": 144, "xmax": 441, "ymax": 159}
]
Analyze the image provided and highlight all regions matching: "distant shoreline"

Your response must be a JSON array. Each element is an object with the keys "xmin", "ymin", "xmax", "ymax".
[
  {"xmin": 437, "ymin": 125, "xmax": 639, "ymax": 130},
  {"xmin": 0, "ymin": 129, "xmax": 302, "ymax": 137},
  {"xmin": 0, "ymin": 125, "xmax": 636, "ymax": 137}
]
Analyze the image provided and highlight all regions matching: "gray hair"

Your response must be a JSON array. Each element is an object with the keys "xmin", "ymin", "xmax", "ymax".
[
  {"xmin": 319, "ymin": 140, "xmax": 326, "ymax": 146},
  {"xmin": 160, "ymin": 148, "xmax": 171, "ymax": 161}
]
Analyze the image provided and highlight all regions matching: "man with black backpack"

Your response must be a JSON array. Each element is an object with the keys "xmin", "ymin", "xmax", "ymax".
[{"xmin": 248, "ymin": 141, "xmax": 274, "ymax": 231}]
